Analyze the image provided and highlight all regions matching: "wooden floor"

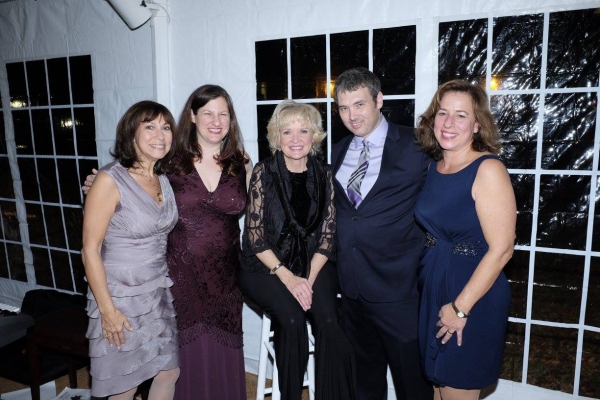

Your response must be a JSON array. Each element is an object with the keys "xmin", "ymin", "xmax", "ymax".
[{"xmin": 0, "ymin": 367, "xmax": 309, "ymax": 400}]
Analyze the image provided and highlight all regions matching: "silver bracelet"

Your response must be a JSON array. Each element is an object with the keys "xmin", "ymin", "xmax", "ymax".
[{"xmin": 270, "ymin": 262, "xmax": 283, "ymax": 275}]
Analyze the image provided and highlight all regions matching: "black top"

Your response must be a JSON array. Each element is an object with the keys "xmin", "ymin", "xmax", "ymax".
[{"xmin": 241, "ymin": 152, "xmax": 336, "ymax": 277}]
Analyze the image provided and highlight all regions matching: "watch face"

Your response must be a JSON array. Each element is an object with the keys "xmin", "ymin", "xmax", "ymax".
[{"xmin": 457, "ymin": 311, "xmax": 465, "ymax": 318}]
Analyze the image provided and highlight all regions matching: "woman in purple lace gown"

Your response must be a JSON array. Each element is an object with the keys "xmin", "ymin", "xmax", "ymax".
[{"xmin": 167, "ymin": 85, "xmax": 252, "ymax": 400}]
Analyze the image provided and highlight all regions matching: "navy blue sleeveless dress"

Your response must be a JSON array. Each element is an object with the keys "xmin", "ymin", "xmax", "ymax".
[{"xmin": 414, "ymin": 154, "xmax": 511, "ymax": 389}]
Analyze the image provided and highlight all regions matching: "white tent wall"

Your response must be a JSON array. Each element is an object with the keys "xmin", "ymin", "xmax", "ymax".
[{"xmin": 0, "ymin": 0, "xmax": 154, "ymax": 305}]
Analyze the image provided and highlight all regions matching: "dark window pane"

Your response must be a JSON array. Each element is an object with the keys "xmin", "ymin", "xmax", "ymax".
[
  {"xmin": 31, "ymin": 109, "xmax": 54, "ymax": 155},
  {"xmin": 306, "ymin": 103, "xmax": 328, "ymax": 162},
  {"xmin": 542, "ymin": 93, "xmax": 596, "ymax": 171},
  {"xmin": 6, "ymin": 62, "xmax": 28, "ymax": 108},
  {"xmin": 6, "ymin": 243, "xmax": 26, "ymax": 282},
  {"xmin": 373, "ymin": 26, "xmax": 416, "ymax": 95},
  {"xmin": 12, "ymin": 110, "xmax": 33, "ymax": 155},
  {"xmin": 331, "ymin": 105, "xmax": 351, "ymax": 145},
  {"xmin": 547, "ymin": 9, "xmax": 600, "ymax": 88},
  {"xmin": 47, "ymin": 57, "xmax": 70, "ymax": 105},
  {"xmin": 580, "ymin": 331, "xmax": 600, "ymax": 398},
  {"xmin": 381, "ymin": 99, "xmax": 415, "ymax": 127},
  {"xmin": 69, "ymin": 56, "xmax": 93, "ymax": 104},
  {"xmin": 586, "ymin": 257, "xmax": 600, "ymax": 327},
  {"xmin": 291, "ymin": 35, "xmax": 326, "ymax": 99},
  {"xmin": 500, "ymin": 322, "xmax": 524, "ymax": 382},
  {"xmin": 17, "ymin": 158, "xmax": 40, "ymax": 202},
  {"xmin": 57, "ymin": 158, "xmax": 82, "ymax": 205},
  {"xmin": 503, "ymin": 249, "xmax": 529, "ymax": 319},
  {"xmin": 595, "ymin": 179, "xmax": 600, "ymax": 251},
  {"xmin": 0, "ymin": 157, "xmax": 15, "ymax": 199},
  {"xmin": 52, "ymin": 108, "xmax": 75, "ymax": 155},
  {"xmin": 51, "ymin": 250, "xmax": 73, "ymax": 291},
  {"xmin": 492, "ymin": 14, "xmax": 543, "ymax": 90},
  {"xmin": 37, "ymin": 158, "xmax": 60, "ymax": 203},
  {"xmin": 527, "ymin": 325, "xmax": 577, "ymax": 393},
  {"xmin": 256, "ymin": 39, "xmax": 288, "ymax": 100},
  {"xmin": 31, "ymin": 247, "xmax": 54, "ymax": 288},
  {"xmin": 71, "ymin": 253, "xmax": 86, "ymax": 294},
  {"xmin": 63, "ymin": 206, "xmax": 83, "ymax": 251},
  {"xmin": 0, "ymin": 201, "xmax": 21, "ymax": 242},
  {"xmin": 256, "ymin": 104, "xmax": 277, "ymax": 161},
  {"xmin": 26, "ymin": 60, "xmax": 49, "ymax": 106},
  {"xmin": 44, "ymin": 205, "xmax": 66, "ymax": 248},
  {"xmin": 26, "ymin": 203, "xmax": 46, "ymax": 246},
  {"xmin": 74, "ymin": 107, "xmax": 97, "ymax": 156},
  {"xmin": 532, "ymin": 253, "xmax": 583, "ymax": 324},
  {"xmin": 491, "ymin": 94, "xmax": 539, "ymax": 170},
  {"xmin": 0, "ymin": 117, "xmax": 7, "ymax": 154},
  {"xmin": 438, "ymin": 19, "xmax": 487, "ymax": 85},
  {"xmin": 537, "ymin": 175, "xmax": 589, "ymax": 250},
  {"xmin": 330, "ymin": 31, "xmax": 369, "ymax": 82},
  {"xmin": 0, "ymin": 244, "xmax": 8, "ymax": 278},
  {"xmin": 510, "ymin": 174, "xmax": 534, "ymax": 246}
]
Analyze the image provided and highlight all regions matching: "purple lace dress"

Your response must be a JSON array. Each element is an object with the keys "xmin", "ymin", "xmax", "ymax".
[
  {"xmin": 86, "ymin": 161, "xmax": 179, "ymax": 398},
  {"xmin": 167, "ymin": 167, "xmax": 247, "ymax": 400}
]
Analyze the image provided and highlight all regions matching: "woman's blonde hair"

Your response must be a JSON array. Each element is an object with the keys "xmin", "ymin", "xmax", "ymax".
[{"xmin": 267, "ymin": 100, "xmax": 326, "ymax": 157}]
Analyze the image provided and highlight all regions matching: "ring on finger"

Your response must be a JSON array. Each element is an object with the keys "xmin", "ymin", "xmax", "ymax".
[{"xmin": 447, "ymin": 330, "xmax": 455, "ymax": 335}]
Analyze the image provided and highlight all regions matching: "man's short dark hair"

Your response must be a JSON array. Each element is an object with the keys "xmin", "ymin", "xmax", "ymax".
[{"xmin": 334, "ymin": 67, "xmax": 381, "ymax": 103}]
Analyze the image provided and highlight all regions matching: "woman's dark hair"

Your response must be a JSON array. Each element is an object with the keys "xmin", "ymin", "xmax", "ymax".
[
  {"xmin": 110, "ymin": 100, "xmax": 177, "ymax": 174},
  {"xmin": 416, "ymin": 79, "xmax": 501, "ymax": 161},
  {"xmin": 171, "ymin": 84, "xmax": 248, "ymax": 176}
]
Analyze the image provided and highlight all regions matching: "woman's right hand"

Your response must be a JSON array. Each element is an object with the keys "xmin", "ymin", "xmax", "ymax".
[
  {"xmin": 276, "ymin": 268, "xmax": 313, "ymax": 311},
  {"xmin": 81, "ymin": 168, "xmax": 99, "ymax": 195},
  {"xmin": 100, "ymin": 307, "xmax": 132, "ymax": 349}
]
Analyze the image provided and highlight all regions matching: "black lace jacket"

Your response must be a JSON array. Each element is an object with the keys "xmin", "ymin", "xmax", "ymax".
[{"xmin": 241, "ymin": 154, "xmax": 336, "ymax": 276}]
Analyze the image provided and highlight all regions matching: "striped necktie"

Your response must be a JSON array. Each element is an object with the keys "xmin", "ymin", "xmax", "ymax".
[{"xmin": 347, "ymin": 140, "xmax": 370, "ymax": 208}]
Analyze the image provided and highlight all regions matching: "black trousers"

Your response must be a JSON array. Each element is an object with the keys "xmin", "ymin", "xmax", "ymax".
[
  {"xmin": 239, "ymin": 262, "xmax": 357, "ymax": 400},
  {"xmin": 342, "ymin": 296, "xmax": 433, "ymax": 400}
]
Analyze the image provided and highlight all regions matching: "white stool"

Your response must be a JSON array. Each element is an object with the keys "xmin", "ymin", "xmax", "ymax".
[{"xmin": 256, "ymin": 313, "xmax": 316, "ymax": 400}]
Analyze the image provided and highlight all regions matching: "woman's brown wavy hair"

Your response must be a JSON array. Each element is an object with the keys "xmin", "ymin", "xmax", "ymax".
[
  {"xmin": 169, "ymin": 84, "xmax": 248, "ymax": 176},
  {"xmin": 416, "ymin": 79, "xmax": 500, "ymax": 161}
]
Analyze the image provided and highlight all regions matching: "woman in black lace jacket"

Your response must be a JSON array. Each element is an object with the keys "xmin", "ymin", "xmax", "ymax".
[{"xmin": 239, "ymin": 101, "xmax": 357, "ymax": 400}]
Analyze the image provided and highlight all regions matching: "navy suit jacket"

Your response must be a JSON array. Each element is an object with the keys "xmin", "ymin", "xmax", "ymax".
[{"xmin": 332, "ymin": 123, "xmax": 431, "ymax": 302}]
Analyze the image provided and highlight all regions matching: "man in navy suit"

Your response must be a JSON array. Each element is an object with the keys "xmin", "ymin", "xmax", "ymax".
[{"xmin": 332, "ymin": 67, "xmax": 432, "ymax": 400}]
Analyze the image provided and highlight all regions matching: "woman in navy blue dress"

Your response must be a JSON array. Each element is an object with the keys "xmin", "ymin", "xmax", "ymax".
[{"xmin": 414, "ymin": 80, "xmax": 516, "ymax": 400}]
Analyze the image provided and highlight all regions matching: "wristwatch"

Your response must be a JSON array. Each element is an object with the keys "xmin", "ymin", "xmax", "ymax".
[{"xmin": 451, "ymin": 301, "xmax": 470, "ymax": 318}]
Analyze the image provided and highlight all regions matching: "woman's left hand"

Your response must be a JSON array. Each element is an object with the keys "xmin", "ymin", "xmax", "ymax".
[
  {"xmin": 277, "ymin": 268, "xmax": 313, "ymax": 311},
  {"xmin": 436, "ymin": 303, "xmax": 467, "ymax": 346}
]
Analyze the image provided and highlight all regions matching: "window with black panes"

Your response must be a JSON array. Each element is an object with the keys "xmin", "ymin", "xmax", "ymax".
[
  {"xmin": 3, "ymin": 55, "xmax": 97, "ymax": 294},
  {"xmin": 255, "ymin": 7, "xmax": 600, "ymax": 397}
]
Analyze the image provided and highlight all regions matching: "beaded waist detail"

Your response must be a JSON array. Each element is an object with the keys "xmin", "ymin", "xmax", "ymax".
[{"xmin": 425, "ymin": 232, "xmax": 485, "ymax": 258}]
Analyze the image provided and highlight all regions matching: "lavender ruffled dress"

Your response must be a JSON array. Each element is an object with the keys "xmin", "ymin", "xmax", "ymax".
[{"xmin": 86, "ymin": 161, "xmax": 180, "ymax": 398}]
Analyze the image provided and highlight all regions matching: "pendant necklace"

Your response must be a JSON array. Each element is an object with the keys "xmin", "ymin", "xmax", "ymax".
[{"xmin": 137, "ymin": 166, "xmax": 163, "ymax": 204}]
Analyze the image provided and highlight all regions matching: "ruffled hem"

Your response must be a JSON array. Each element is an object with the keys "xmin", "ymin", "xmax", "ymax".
[
  {"xmin": 89, "ymin": 325, "xmax": 178, "ymax": 379},
  {"xmin": 90, "ymin": 351, "xmax": 179, "ymax": 397},
  {"xmin": 106, "ymin": 269, "xmax": 172, "ymax": 298},
  {"xmin": 86, "ymin": 276, "xmax": 174, "ymax": 319},
  {"xmin": 87, "ymin": 286, "xmax": 175, "ymax": 322}
]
